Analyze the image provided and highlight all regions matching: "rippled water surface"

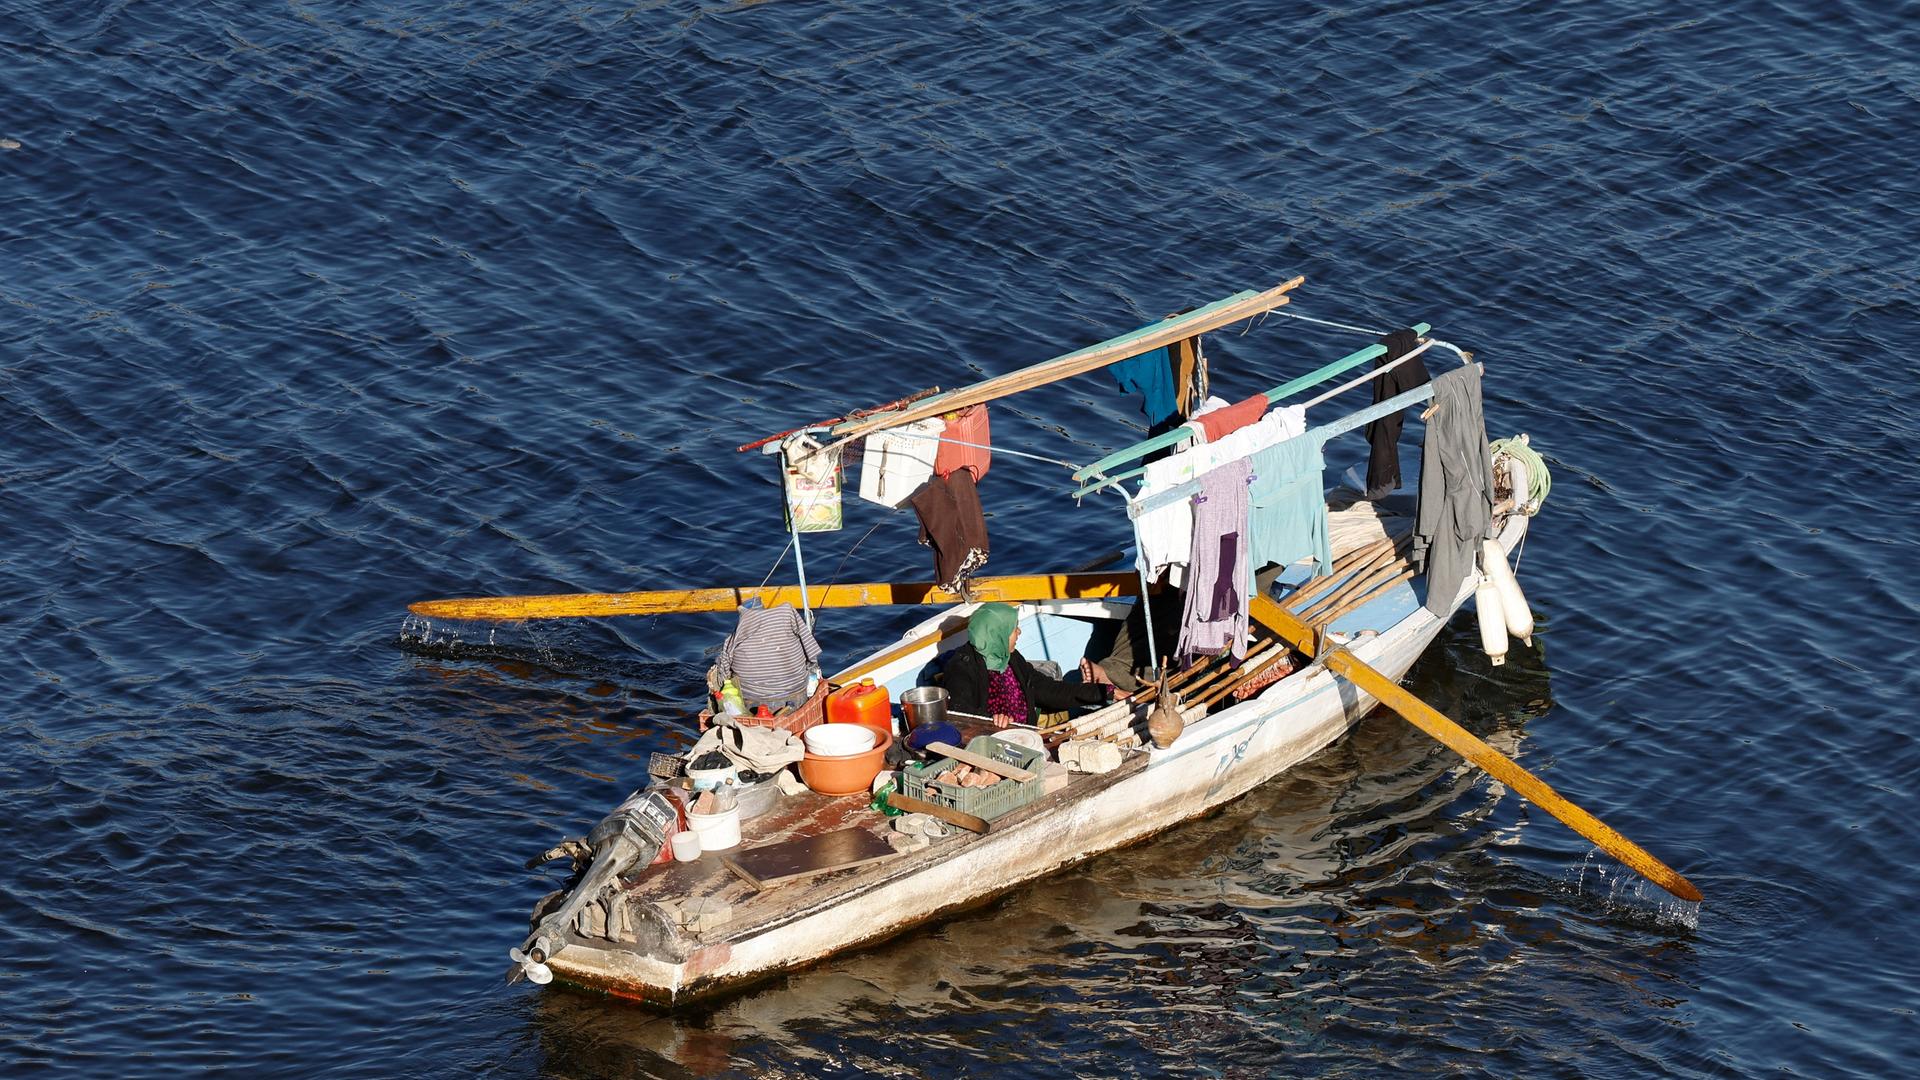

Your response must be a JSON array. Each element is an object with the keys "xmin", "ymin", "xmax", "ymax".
[{"xmin": 4, "ymin": 1, "xmax": 1917, "ymax": 1076}]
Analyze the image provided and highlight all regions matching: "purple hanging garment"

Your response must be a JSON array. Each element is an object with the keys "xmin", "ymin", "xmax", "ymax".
[{"xmin": 1177, "ymin": 458, "xmax": 1251, "ymax": 663}]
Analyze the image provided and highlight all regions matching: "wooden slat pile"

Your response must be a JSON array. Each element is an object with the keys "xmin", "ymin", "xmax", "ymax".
[
  {"xmin": 1063, "ymin": 621, "xmax": 1299, "ymax": 748},
  {"xmin": 1282, "ymin": 533, "xmax": 1415, "ymax": 632}
]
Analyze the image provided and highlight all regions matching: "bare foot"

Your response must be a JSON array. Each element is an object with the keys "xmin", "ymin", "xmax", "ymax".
[{"xmin": 1080, "ymin": 657, "xmax": 1114, "ymax": 686}]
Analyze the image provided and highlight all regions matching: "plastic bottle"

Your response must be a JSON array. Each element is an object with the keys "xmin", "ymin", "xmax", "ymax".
[
  {"xmin": 719, "ymin": 679, "xmax": 746, "ymax": 717},
  {"xmin": 828, "ymin": 677, "xmax": 893, "ymax": 737}
]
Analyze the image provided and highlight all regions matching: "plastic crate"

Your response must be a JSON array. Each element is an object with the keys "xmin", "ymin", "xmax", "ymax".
[{"xmin": 900, "ymin": 735, "xmax": 1045, "ymax": 821}]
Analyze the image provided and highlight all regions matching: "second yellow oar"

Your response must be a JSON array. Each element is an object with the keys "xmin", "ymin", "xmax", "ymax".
[{"xmin": 408, "ymin": 571, "xmax": 1140, "ymax": 622}]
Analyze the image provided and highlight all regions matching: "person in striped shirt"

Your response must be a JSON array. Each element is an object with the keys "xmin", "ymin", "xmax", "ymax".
[{"xmin": 716, "ymin": 601, "xmax": 822, "ymax": 711}]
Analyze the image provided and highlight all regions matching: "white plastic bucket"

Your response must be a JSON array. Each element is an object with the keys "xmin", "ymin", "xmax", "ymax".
[{"xmin": 687, "ymin": 806, "xmax": 741, "ymax": 852}]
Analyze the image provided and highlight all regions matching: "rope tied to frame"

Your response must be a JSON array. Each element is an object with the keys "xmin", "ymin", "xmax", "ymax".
[{"xmin": 1490, "ymin": 435, "xmax": 1552, "ymax": 515}]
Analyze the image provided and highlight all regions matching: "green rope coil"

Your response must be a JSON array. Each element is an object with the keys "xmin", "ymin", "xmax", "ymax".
[{"xmin": 1490, "ymin": 435, "xmax": 1551, "ymax": 514}]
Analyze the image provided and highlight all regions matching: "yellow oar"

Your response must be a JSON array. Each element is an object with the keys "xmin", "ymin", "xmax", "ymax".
[
  {"xmin": 408, "ymin": 571, "xmax": 1140, "ymax": 622},
  {"xmin": 1249, "ymin": 595, "xmax": 1702, "ymax": 903}
]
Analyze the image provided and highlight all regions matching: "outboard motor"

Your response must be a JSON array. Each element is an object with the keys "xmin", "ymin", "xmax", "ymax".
[{"xmin": 508, "ymin": 787, "xmax": 677, "ymax": 985}]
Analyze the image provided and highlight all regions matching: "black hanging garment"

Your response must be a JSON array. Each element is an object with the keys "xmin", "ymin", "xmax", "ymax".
[
  {"xmin": 909, "ymin": 471, "xmax": 990, "ymax": 592},
  {"xmin": 1363, "ymin": 328, "xmax": 1431, "ymax": 498}
]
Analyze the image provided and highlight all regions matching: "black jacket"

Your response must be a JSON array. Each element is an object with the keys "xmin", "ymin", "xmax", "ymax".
[
  {"xmin": 1364, "ymin": 327, "xmax": 1432, "ymax": 495},
  {"xmin": 940, "ymin": 645, "xmax": 1108, "ymax": 724}
]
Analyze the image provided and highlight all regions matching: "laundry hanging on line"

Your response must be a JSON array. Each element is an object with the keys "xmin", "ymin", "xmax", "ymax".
[
  {"xmin": 909, "ymin": 469, "xmax": 990, "ymax": 592},
  {"xmin": 1191, "ymin": 394, "xmax": 1269, "ymax": 442},
  {"xmin": 1414, "ymin": 364, "xmax": 1493, "ymax": 615},
  {"xmin": 1177, "ymin": 457, "xmax": 1252, "ymax": 664},
  {"xmin": 1131, "ymin": 405, "xmax": 1306, "ymax": 582},
  {"xmin": 1248, "ymin": 425, "xmax": 1333, "ymax": 575},
  {"xmin": 1363, "ymin": 327, "xmax": 1431, "ymax": 498},
  {"xmin": 1111, "ymin": 347, "xmax": 1182, "ymax": 432}
]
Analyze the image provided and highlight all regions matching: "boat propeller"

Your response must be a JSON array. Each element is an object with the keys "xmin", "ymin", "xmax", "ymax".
[{"xmin": 507, "ymin": 938, "xmax": 555, "ymax": 985}]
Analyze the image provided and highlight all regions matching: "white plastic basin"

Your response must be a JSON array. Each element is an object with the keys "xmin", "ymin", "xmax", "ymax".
[{"xmin": 804, "ymin": 722, "xmax": 878, "ymax": 756}]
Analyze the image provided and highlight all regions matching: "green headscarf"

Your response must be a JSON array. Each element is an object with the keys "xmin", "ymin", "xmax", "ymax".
[{"xmin": 968, "ymin": 602, "xmax": 1018, "ymax": 673}]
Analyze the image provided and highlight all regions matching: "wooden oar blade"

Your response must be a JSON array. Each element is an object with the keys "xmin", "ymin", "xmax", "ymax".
[
  {"xmin": 1246, "ymin": 595, "xmax": 1701, "ymax": 904},
  {"xmin": 1324, "ymin": 647, "xmax": 1703, "ymax": 904},
  {"xmin": 409, "ymin": 587, "xmax": 747, "ymax": 621}
]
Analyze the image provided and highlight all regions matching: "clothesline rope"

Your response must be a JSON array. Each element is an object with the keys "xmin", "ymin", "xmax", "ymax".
[
  {"xmin": 756, "ymin": 535, "xmax": 795, "ymax": 591},
  {"xmin": 1267, "ymin": 308, "xmax": 1390, "ymax": 336},
  {"xmin": 883, "ymin": 430, "xmax": 1082, "ymax": 472}
]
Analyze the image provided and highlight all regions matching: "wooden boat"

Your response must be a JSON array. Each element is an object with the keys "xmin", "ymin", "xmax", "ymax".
[
  {"xmin": 408, "ymin": 278, "xmax": 1697, "ymax": 1006},
  {"xmin": 535, "ymin": 499, "xmax": 1531, "ymax": 1007}
]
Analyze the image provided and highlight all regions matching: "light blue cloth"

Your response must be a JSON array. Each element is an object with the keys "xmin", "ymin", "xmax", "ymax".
[{"xmin": 1248, "ymin": 433, "xmax": 1333, "ymax": 575}]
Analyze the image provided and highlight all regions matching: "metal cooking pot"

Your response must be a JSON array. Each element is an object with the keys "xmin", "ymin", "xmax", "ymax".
[{"xmin": 900, "ymin": 685, "xmax": 949, "ymax": 730}]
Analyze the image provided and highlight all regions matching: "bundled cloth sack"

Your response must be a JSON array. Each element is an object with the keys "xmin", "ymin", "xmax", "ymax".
[{"xmin": 689, "ymin": 719, "xmax": 805, "ymax": 776}]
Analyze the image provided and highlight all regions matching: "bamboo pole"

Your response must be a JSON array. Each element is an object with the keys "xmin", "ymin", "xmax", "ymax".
[
  {"xmin": 1116, "ymin": 651, "xmax": 1226, "ymax": 713},
  {"xmin": 1177, "ymin": 641, "xmax": 1286, "ymax": 701},
  {"xmin": 1191, "ymin": 647, "xmax": 1297, "ymax": 709},
  {"xmin": 1298, "ymin": 557, "xmax": 1411, "ymax": 622},
  {"xmin": 1292, "ymin": 552, "xmax": 1397, "ymax": 619},
  {"xmin": 815, "ymin": 278, "xmax": 1306, "ymax": 455},
  {"xmin": 1277, "ymin": 539, "xmax": 1391, "ymax": 611},
  {"xmin": 1283, "ymin": 535, "xmax": 1409, "ymax": 613},
  {"xmin": 735, "ymin": 387, "xmax": 942, "ymax": 453},
  {"xmin": 1297, "ymin": 539, "xmax": 1411, "ymax": 614},
  {"xmin": 1309, "ymin": 568, "xmax": 1417, "ymax": 631}
]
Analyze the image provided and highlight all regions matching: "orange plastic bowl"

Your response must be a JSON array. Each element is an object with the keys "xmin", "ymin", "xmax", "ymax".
[{"xmin": 798, "ymin": 731, "xmax": 891, "ymax": 797}]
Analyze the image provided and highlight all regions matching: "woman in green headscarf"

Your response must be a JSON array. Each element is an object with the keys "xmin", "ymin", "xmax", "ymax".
[{"xmin": 941, "ymin": 602, "xmax": 1126, "ymax": 728}]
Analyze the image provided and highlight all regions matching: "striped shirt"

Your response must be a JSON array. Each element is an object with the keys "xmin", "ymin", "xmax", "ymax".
[{"xmin": 716, "ymin": 604, "xmax": 822, "ymax": 702}]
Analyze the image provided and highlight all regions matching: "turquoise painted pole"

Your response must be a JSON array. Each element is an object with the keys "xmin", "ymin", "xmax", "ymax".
[
  {"xmin": 1070, "ymin": 322, "xmax": 1431, "ymax": 484},
  {"xmin": 790, "ymin": 515, "xmax": 812, "ymax": 628}
]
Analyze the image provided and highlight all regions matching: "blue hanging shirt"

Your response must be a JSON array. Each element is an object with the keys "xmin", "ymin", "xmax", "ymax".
[{"xmin": 1111, "ymin": 346, "xmax": 1180, "ymax": 429}]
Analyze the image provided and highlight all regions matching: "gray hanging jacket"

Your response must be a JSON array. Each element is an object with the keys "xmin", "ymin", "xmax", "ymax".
[{"xmin": 1413, "ymin": 365, "xmax": 1494, "ymax": 615}]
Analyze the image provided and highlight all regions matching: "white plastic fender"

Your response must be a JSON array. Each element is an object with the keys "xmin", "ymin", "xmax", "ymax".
[
  {"xmin": 1481, "ymin": 537, "xmax": 1534, "ymax": 646},
  {"xmin": 1475, "ymin": 574, "xmax": 1509, "ymax": 666}
]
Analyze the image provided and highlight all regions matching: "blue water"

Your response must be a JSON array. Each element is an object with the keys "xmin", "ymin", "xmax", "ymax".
[{"xmin": 4, "ymin": 1, "xmax": 1917, "ymax": 1075}]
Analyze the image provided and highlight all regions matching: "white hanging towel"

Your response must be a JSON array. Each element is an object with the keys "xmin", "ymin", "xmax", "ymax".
[
  {"xmin": 857, "ymin": 417, "xmax": 944, "ymax": 508},
  {"xmin": 1133, "ymin": 452, "xmax": 1194, "ymax": 581}
]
